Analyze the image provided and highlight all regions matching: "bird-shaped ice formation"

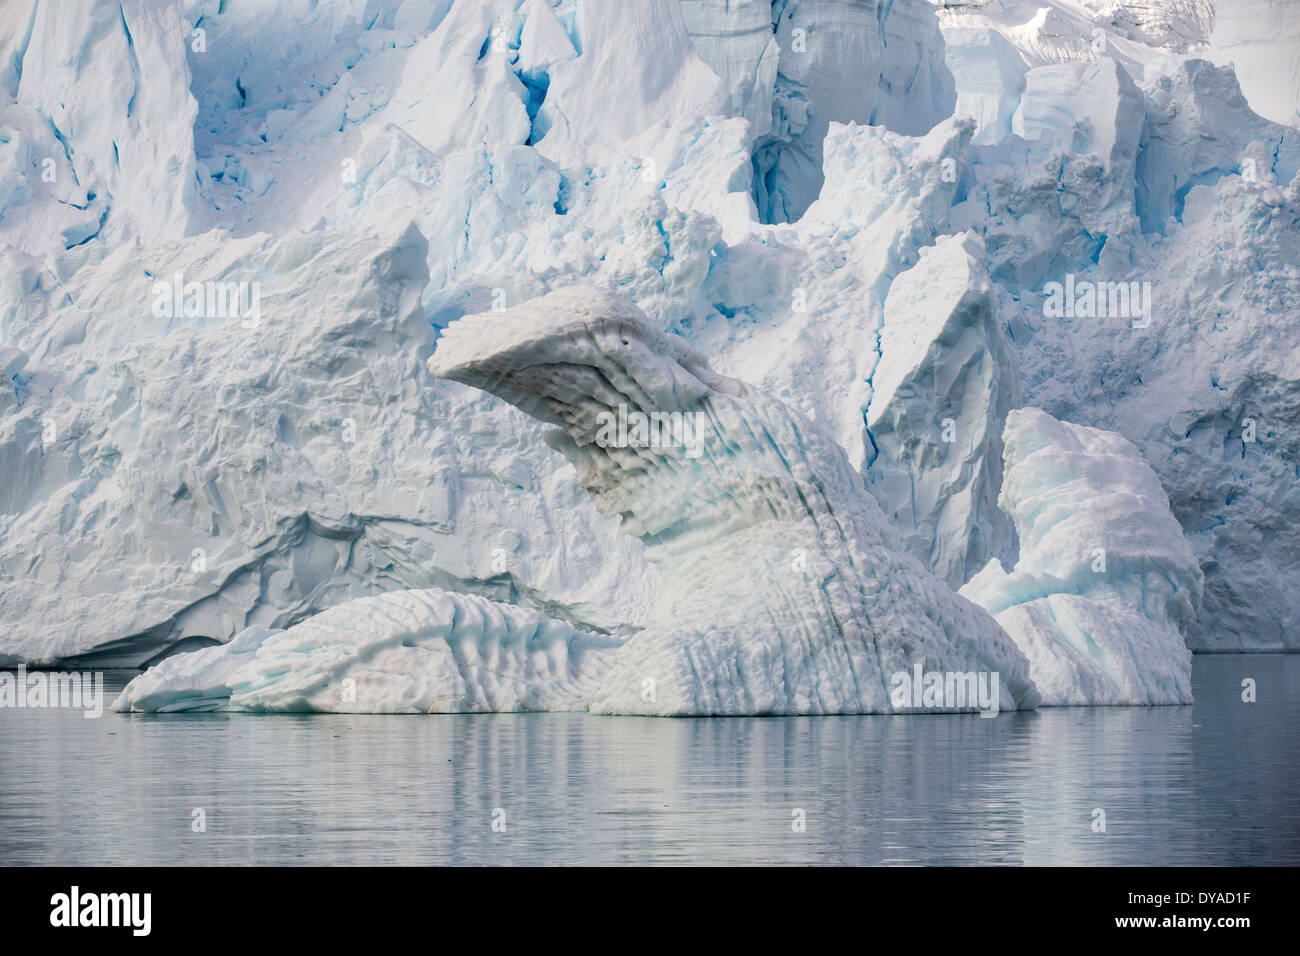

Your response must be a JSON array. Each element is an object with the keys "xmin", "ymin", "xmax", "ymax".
[{"xmin": 119, "ymin": 286, "xmax": 1041, "ymax": 715}]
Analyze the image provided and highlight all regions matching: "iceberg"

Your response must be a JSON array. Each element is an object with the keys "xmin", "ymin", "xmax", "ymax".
[
  {"xmin": 429, "ymin": 285, "xmax": 1040, "ymax": 715},
  {"xmin": 119, "ymin": 286, "xmax": 1042, "ymax": 715},
  {"xmin": 961, "ymin": 407, "xmax": 1202, "ymax": 705}
]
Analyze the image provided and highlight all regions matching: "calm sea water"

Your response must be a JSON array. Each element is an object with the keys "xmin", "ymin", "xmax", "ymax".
[{"xmin": 1, "ymin": 654, "xmax": 1296, "ymax": 865}]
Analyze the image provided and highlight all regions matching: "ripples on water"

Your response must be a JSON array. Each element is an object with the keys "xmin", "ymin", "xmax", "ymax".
[{"xmin": 1, "ymin": 655, "xmax": 1296, "ymax": 865}]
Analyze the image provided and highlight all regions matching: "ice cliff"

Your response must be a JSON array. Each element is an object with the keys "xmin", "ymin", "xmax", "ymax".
[
  {"xmin": 0, "ymin": 222, "xmax": 653, "ymax": 666},
  {"xmin": 932, "ymin": 1, "xmax": 1297, "ymax": 129},
  {"xmin": 949, "ymin": 53, "xmax": 1300, "ymax": 649},
  {"xmin": 866, "ymin": 231, "xmax": 1018, "ymax": 588}
]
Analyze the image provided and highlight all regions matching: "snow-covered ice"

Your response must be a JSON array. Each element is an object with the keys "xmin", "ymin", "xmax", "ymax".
[
  {"xmin": 1207, "ymin": 0, "xmax": 1300, "ymax": 127},
  {"xmin": 941, "ymin": 27, "xmax": 1027, "ymax": 145},
  {"xmin": 0, "ymin": 221, "xmax": 654, "ymax": 666}
]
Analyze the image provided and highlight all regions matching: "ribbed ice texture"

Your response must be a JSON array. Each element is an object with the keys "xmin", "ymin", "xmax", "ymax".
[
  {"xmin": 961, "ymin": 407, "xmax": 1203, "ymax": 705},
  {"xmin": 432, "ymin": 286, "xmax": 1040, "ymax": 715},
  {"xmin": 114, "ymin": 588, "xmax": 622, "ymax": 713}
]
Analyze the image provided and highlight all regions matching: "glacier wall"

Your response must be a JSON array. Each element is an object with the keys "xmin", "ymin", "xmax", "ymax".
[
  {"xmin": 932, "ymin": 1, "xmax": 1216, "ymax": 76},
  {"xmin": 950, "ymin": 53, "xmax": 1300, "ymax": 649},
  {"xmin": 866, "ymin": 232, "xmax": 1018, "ymax": 588},
  {"xmin": 681, "ymin": 0, "xmax": 955, "ymax": 223},
  {"xmin": 1, "ymin": 0, "xmax": 1298, "ymax": 671},
  {"xmin": 0, "ymin": 0, "xmax": 198, "ymax": 252},
  {"xmin": 0, "ymin": 223, "xmax": 655, "ymax": 666}
]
